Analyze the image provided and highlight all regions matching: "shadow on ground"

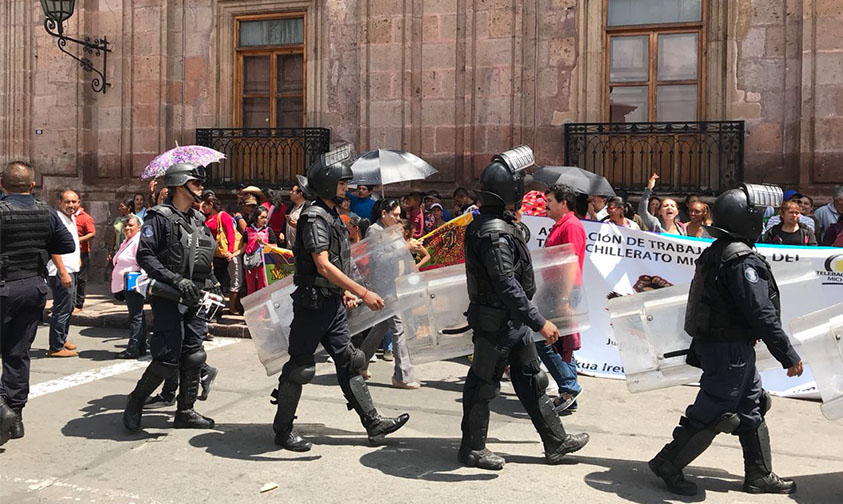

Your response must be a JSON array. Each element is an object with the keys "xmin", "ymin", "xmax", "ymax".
[
  {"xmin": 61, "ymin": 394, "xmax": 169, "ymax": 442},
  {"xmin": 189, "ymin": 422, "xmax": 323, "ymax": 462},
  {"xmin": 577, "ymin": 454, "xmax": 841, "ymax": 504}
]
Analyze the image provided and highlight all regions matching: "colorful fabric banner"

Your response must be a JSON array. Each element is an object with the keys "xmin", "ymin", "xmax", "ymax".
[
  {"xmin": 521, "ymin": 215, "xmax": 843, "ymax": 399},
  {"xmin": 262, "ymin": 244, "xmax": 295, "ymax": 285},
  {"xmin": 419, "ymin": 212, "xmax": 473, "ymax": 271}
]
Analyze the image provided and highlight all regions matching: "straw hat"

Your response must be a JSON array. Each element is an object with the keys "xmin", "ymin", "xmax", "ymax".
[{"xmin": 241, "ymin": 185, "xmax": 265, "ymax": 201}]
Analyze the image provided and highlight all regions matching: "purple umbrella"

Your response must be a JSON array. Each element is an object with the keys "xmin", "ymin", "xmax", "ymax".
[{"xmin": 142, "ymin": 144, "xmax": 225, "ymax": 180}]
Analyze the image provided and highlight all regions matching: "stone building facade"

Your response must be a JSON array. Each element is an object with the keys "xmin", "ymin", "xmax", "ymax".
[{"xmin": 1, "ymin": 0, "xmax": 841, "ymax": 276}]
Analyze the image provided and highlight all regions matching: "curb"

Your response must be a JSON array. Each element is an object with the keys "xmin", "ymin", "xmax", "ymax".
[{"xmin": 42, "ymin": 309, "xmax": 252, "ymax": 339}]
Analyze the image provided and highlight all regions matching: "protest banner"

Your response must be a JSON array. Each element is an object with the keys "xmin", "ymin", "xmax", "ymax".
[
  {"xmin": 262, "ymin": 244, "xmax": 295, "ymax": 286},
  {"xmin": 521, "ymin": 215, "xmax": 843, "ymax": 398},
  {"xmin": 419, "ymin": 212, "xmax": 473, "ymax": 270}
]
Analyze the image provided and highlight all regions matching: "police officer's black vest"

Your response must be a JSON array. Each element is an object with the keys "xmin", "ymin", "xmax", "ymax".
[
  {"xmin": 148, "ymin": 204, "xmax": 214, "ymax": 282},
  {"xmin": 0, "ymin": 197, "xmax": 52, "ymax": 280},
  {"xmin": 465, "ymin": 212, "xmax": 536, "ymax": 307},
  {"xmin": 293, "ymin": 201, "xmax": 351, "ymax": 294},
  {"xmin": 684, "ymin": 239, "xmax": 781, "ymax": 341}
]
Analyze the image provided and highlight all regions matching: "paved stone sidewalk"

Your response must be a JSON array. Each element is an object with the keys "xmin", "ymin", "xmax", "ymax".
[{"xmin": 44, "ymin": 281, "xmax": 250, "ymax": 338}]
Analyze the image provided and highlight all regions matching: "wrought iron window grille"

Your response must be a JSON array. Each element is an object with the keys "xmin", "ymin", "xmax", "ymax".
[
  {"xmin": 195, "ymin": 128, "xmax": 331, "ymax": 188},
  {"xmin": 564, "ymin": 121, "xmax": 745, "ymax": 194}
]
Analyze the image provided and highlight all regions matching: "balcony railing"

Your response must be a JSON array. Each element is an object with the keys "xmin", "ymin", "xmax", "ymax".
[
  {"xmin": 195, "ymin": 128, "xmax": 331, "ymax": 188},
  {"xmin": 563, "ymin": 121, "xmax": 744, "ymax": 194}
]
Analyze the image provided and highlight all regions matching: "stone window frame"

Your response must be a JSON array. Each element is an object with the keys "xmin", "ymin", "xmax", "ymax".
[
  {"xmin": 577, "ymin": 0, "xmax": 727, "ymax": 123},
  {"xmin": 602, "ymin": 0, "xmax": 706, "ymax": 122},
  {"xmin": 234, "ymin": 12, "xmax": 308, "ymax": 129},
  {"xmin": 604, "ymin": 24, "xmax": 704, "ymax": 122},
  {"xmin": 213, "ymin": 0, "xmax": 320, "ymax": 129}
]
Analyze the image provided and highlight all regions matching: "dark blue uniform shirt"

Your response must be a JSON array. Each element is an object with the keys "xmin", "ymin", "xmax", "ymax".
[{"xmin": 717, "ymin": 252, "xmax": 801, "ymax": 368}]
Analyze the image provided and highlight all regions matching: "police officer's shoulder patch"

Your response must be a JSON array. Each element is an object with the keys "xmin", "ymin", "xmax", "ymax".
[
  {"xmin": 141, "ymin": 225, "xmax": 154, "ymax": 238},
  {"xmin": 745, "ymin": 266, "xmax": 759, "ymax": 283}
]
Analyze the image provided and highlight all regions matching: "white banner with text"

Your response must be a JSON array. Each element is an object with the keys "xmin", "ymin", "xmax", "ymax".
[{"xmin": 522, "ymin": 215, "xmax": 843, "ymax": 398}]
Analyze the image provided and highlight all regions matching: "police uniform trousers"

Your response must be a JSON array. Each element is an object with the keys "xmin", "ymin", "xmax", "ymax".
[
  {"xmin": 462, "ymin": 321, "xmax": 566, "ymax": 451},
  {"xmin": 149, "ymin": 298, "xmax": 206, "ymax": 364},
  {"xmin": 287, "ymin": 289, "xmax": 352, "ymax": 365},
  {"xmin": 0, "ymin": 277, "xmax": 49, "ymax": 411},
  {"xmin": 685, "ymin": 339, "xmax": 763, "ymax": 432},
  {"xmin": 274, "ymin": 287, "xmax": 370, "ymax": 432}
]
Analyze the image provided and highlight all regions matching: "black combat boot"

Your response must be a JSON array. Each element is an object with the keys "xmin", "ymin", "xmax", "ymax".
[
  {"xmin": 362, "ymin": 411, "xmax": 410, "ymax": 445},
  {"xmin": 338, "ymin": 364, "xmax": 409, "ymax": 445},
  {"xmin": 124, "ymin": 361, "xmax": 178, "ymax": 432},
  {"xmin": 0, "ymin": 399, "xmax": 16, "ymax": 446},
  {"xmin": 458, "ymin": 373, "xmax": 505, "ymax": 470},
  {"xmin": 526, "ymin": 394, "xmax": 590, "ymax": 465},
  {"xmin": 174, "ymin": 409, "xmax": 215, "ymax": 429},
  {"xmin": 274, "ymin": 424, "xmax": 312, "ymax": 452},
  {"xmin": 272, "ymin": 381, "xmax": 312, "ymax": 452},
  {"xmin": 9, "ymin": 407, "xmax": 23, "ymax": 439},
  {"xmin": 173, "ymin": 364, "xmax": 214, "ymax": 429},
  {"xmin": 648, "ymin": 414, "xmax": 734, "ymax": 496},
  {"xmin": 739, "ymin": 423, "xmax": 796, "ymax": 494}
]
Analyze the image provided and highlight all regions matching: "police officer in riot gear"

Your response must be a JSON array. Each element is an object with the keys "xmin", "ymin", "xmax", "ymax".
[
  {"xmin": 649, "ymin": 183, "xmax": 804, "ymax": 496},
  {"xmin": 123, "ymin": 163, "xmax": 218, "ymax": 432},
  {"xmin": 272, "ymin": 145, "xmax": 409, "ymax": 451},
  {"xmin": 460, "ymin": 146, "xmax": 589, "ymax": 470},
  {"xmin": 1, "ymin": 162, "xmax": 76, "ymax": 445}
]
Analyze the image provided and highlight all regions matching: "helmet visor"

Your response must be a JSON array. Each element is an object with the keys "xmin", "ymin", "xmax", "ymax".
[{"xmin": 743, "ymin": 183, "xmax": 782, "ymax": 209}]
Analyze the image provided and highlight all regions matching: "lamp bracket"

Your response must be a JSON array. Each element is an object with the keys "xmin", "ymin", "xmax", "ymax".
[{"xmin": 44, "ymin": 17, "xmax": 111, "ymax": 94}]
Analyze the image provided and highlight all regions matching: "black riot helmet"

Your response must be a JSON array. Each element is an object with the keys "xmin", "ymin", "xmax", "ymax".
[
  {"xmin": 297, "ymin": 144, "xmax": 354, "ymax": 201},
  {"xmin": 704, "ymin": 183, "xmax": 783, "ymax": 243},
  {"xmin": 477, "ymin": 145, "xmax": 535, "ymax": 208},
  {"xmin": 163, "ymin": 163, "xmax": 206, "ymax": 203}
]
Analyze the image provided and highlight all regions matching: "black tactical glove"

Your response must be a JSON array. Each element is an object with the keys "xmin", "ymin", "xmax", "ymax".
[{"xmin": 175, "ymin": 277, "xmax": 202, "ymax": 306}]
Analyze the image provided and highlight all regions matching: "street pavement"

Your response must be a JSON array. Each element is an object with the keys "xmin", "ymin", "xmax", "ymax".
[{"xmin": 1, "ymin": 324, "xmax": 841, "ymax": 504}]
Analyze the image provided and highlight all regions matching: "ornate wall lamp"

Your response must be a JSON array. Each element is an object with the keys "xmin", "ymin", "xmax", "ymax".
[{"xmin": 40, "ymin": 0, "xmax": 111, "ymax": 94}]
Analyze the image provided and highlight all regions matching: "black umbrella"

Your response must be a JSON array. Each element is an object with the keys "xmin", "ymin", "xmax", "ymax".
[{"xmin": 532, "ymin": 166, "xmax": 616, "ymax": 197}]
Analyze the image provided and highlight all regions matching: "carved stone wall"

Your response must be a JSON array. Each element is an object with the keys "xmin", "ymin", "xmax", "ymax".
[{"xmin": 1, "ymin": 0, "xmax": 841, "ymax": 278}]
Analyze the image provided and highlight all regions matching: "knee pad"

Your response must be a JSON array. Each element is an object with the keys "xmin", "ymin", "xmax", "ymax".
[
  {"xmin": 282, "ymin": 362, "xmax": 316, "ymax": 385},
  {"xmin": 759, "ymin": 389, "xmax": 772, "ymax": 417},
  {"xmin": 335, "ymin": 344, "xmax": 366, "ymax": 373},
  {"xmin": 180, "ymin": 349, "xmax": 207, "ymax": 370},
  {"xmin": 533, "ymin": 369, "xmax": 549, "ymax": 396}
]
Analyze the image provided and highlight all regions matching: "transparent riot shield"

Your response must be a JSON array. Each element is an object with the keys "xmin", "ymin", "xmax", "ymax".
[
  {"xmin": 242, "ymin": 225, "xmax": 417, "ymax": 375},
  {"xmin": 241, "ymin": 275, "xmax": 296, "ymax": 375},
  {"xmin": 401, "ymin": 243, "xmax": 589, "ymax": 364},
  {"xmin": 790, "ymin": 302, "xmax": 843, "ymax": 420},
  {"xmin": 608, "ymin": 261, "xmax": 817, "ymax": 393},
  {"xmin": 346, "ymin": 226, "xmax": 418, "ymax": 332}
]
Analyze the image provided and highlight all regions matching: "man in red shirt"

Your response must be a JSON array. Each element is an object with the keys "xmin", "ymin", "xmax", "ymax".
[
  {"xmin": 260, "ymin": 188, "xmax": 287, "ymax": 240},
  {"xmin": 536, "ymin": 183, "xmax": 584, "ymax": 413},
  {"xmin": 74, "ymin": 202, "xmax": 96, "ymax": 312}
]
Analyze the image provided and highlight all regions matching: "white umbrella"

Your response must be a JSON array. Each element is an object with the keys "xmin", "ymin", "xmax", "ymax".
[{"xmin": 350, "ymin": 149, "xmax": 437, "ymax": 186}]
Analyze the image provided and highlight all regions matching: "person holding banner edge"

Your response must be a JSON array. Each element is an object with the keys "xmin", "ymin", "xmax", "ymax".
[
  {"xmin": 536, "ymin": 183, "xmax": 585, "ymax": 414},
  {"xmin": 460, "ymin": 145, "xmax": 589, "ymax": 471},
  {"xmin": 649, "ymin": 183, "xmax": 804, "ymax": 496},
  {"xmin": 270, "ymin": 145, "xmax": 409, "ymax": 452}
]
